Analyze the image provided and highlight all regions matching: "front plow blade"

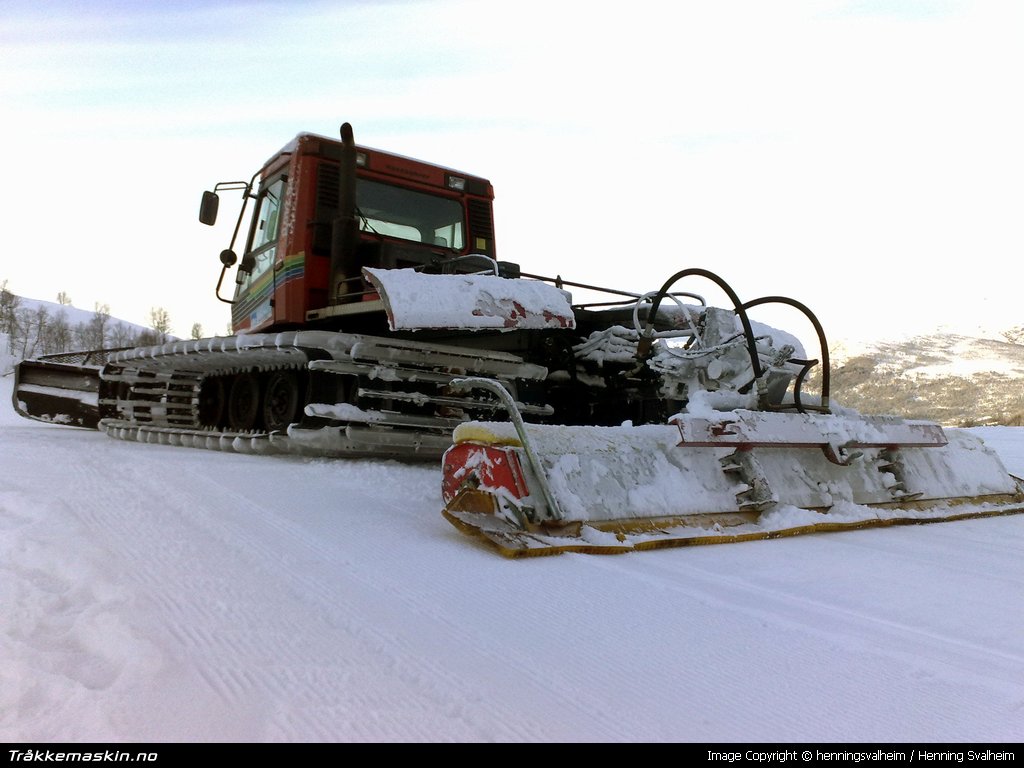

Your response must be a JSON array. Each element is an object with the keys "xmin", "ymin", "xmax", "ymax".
[
  {"xmin": 12, "ymin": 355, "xmax": 104, "ymax": 429},
  {"xmin": 441, "ymin": 414, "xmax": 1024, "ymax": 558}
]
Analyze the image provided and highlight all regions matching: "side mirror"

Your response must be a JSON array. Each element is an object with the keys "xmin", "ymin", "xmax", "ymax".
[
  {"xmin": 219, "ymin": 249, "xmax": 237, "ymax": 267},
  {"xmin": 199, "ymin": 191, "xmax": 220, "ymax": 225}
]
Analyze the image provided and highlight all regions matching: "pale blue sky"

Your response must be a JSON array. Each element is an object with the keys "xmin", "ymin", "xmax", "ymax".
[{"xmin": 1, "ymin": 0, "xmax": 1021, "ymax": 345}]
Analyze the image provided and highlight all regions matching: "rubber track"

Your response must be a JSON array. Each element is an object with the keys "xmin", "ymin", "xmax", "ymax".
[{"xmin": 99, "ymin": 330, "xmax": 549, "ymax": 460}]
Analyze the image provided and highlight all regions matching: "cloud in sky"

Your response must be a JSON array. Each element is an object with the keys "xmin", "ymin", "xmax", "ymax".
[{"xmin": 0, "ymin": 0, "xmax": 1021, "ymax": 345}]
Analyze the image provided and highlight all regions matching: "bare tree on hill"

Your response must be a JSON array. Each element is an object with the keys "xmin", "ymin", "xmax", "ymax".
[{"xmin": 75, "ymin": 302, "xmax": 111, "ymax": 349}]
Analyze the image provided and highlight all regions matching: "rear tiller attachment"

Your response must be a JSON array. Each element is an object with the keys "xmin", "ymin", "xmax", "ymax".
[{"xmin": 441, "ymin": 379, "xmax": 1024, "ymax": 557}]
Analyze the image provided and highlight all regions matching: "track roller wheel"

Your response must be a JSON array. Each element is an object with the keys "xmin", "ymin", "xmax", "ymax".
[
  {"xmin": 227, "ymin": 372, "xmax": 261, "ymax": 430},
  {"xmin": 198, "ymin": 376, "xmax": 226, "ymax": 428},
  {"xmin": 262, "ymin": 369, "xmax": 302, "ymax": 432}
]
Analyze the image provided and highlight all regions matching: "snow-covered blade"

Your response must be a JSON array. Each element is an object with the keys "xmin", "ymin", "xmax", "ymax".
[
  {"xmin": 363, "ymin": 267, "xmax": 575, "ymax": 331},
  {"xmin": 12, "ymin": 352, "xmax": 110, "ymax": 429},
  {"xmin": 440, "ymin": 414, "xmax": 1024, "ymax": 557}
]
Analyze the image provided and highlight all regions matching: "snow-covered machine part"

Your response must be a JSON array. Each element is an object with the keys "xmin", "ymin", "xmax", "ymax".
[
  {"xmin": 362, "ymin": 267, "xmax": 575, "ymax": 331},
  {"xmin": 12, "ymin": 348, "xmax": 122, "ymax": 429},
  {"xmin": 438, "ymin": 260, "xmax": 1024, "ymax": 557},
  {"xmin": 438, "ymin": 270, "xmax": 1024, "ymax": 557},
  {"xmin": 441, "ymin": 398, "xmax": 1024, "ymax": 557}
]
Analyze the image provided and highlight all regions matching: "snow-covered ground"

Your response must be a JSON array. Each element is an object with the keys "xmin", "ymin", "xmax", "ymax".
[{"xmin": 2, "ymin": 372, "xmax": 1023, "ymax": 743}]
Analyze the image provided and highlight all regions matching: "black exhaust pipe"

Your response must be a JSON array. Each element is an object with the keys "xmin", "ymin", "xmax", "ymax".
[{"xmin": 329, "ymin": 122, "xmax": 359, "ymax": 303}]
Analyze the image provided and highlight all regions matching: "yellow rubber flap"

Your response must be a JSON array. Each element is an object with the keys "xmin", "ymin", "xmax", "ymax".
[{"xmin": 452, "ymin": 422, "xmax": 522, "ymax": 447}]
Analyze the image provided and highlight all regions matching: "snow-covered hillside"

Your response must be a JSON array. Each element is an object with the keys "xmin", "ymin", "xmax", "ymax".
[
  {"xmin": 827, "ymin": 334, "xmax": 1024, "ymax": 426},
  {"xmin": 2, "ymin": 373, "xmax": 1024, "ymax": 743},
  {"xmin": 0, "ymin": 294, "xmax": 156, "ymax": 375}
]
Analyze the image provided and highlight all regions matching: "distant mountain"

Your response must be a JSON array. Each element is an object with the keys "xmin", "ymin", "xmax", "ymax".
[{"xmin": 821, "ymin": 334, "xmax": 1024, "ymax": 427}]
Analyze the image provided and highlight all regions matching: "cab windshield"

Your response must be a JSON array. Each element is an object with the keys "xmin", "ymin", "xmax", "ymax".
[{"xmin": 356, "ymin": 180, "xmax": 464, "ymax": 250}]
